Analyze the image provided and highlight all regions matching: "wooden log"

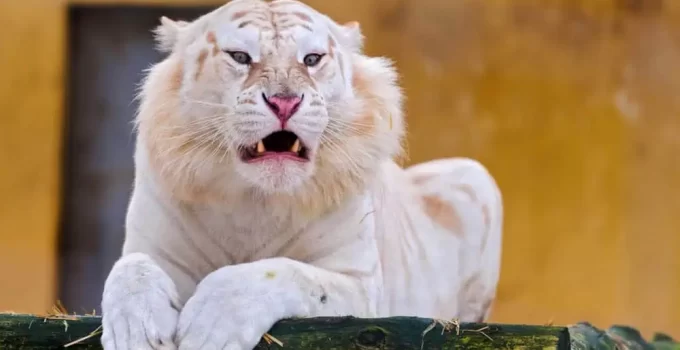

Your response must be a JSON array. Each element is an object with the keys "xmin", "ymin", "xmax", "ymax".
[
  {"xmin": 0, "ymin": 313, "xmax": 568, "ymax": 349},
  {"xmin": 0, "ymin": 313, "xmax": 676, "ymax": 349}
]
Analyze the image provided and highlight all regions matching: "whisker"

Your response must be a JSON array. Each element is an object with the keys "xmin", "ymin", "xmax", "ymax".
[
  {"xmin": 328, "ymin": 118, "xmax": 375, "ymax": 127},
  {"xmin": 319, "ymin": 134, "xmax": 364, "ymax": 178},
  {"xmin": 182, "ymin": 97, "xmax": 231, "ymax": 109},
  {"xmin": 325, "ymin": 124, "xmax": 371, "ymax": 138},
  {"xmin": 155, "ymin": 113, "xmax": 227, "ymax": 132},
  {"xmin": 326, "ymin": 125, "xmax": 372, "ymax": 137}
]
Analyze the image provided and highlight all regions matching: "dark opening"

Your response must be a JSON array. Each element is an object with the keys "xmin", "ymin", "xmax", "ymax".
[{"xmin": 59, "ymin": 5, "xmax": 214, "ymax": 313}]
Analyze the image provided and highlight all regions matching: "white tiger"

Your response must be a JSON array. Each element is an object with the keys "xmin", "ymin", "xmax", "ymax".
[{"xmin": 100, "ymin": 0, "xmax": 503, "ymax": 349}]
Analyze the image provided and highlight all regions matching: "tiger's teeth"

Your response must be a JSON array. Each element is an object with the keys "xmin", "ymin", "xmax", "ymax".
[
  {"xmin": 257, "ymin": 140, "xmax": 265, "ymax": 153},
  {"xmin": 290, "ymin": 139, "xmax": 301, "ymax": 153}
]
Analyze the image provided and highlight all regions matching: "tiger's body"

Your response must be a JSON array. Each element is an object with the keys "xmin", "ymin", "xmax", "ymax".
[{"xmin": 100, "ymin": 0, "xmax": 503, "ymax": 349}]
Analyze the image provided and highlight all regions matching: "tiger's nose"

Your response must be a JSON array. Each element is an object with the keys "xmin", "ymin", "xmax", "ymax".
[{"xmin": 262, "ymin": 93, "xmax": 303, "ymax": 125}]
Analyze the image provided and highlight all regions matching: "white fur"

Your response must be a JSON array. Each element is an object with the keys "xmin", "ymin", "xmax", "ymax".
[{"xmin": 101, "ymin": 1, "xmax": 503, "ymax": 349}]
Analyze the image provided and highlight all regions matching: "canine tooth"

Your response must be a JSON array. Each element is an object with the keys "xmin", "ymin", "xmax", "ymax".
[
  {"xmin": 257, "ymin": 140, "xmax": 265, "ymax": 153},
  {"xmin": 290, "ymin": 139, "xmax": 301, "ymax": 153}
]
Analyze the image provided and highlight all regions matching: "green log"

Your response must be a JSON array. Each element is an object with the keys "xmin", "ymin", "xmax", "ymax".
[
  {"xmin": 0, "ymin": 313, "xmax": 676, "ymax": 349},
  {"xmin": 568, "ymin": 322, "xmax": 679, "ymax": 350}
]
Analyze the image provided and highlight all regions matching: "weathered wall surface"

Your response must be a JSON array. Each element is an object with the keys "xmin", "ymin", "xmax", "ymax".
[
  {"xmin": 0, "ymin": 0, "xmax": 678, "ymax": 337},
  {"xmin": 0, "ymin": 0, "xmax": 65, "ymax": 315}
]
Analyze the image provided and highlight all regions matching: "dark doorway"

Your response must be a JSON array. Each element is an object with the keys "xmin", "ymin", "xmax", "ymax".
[{"xmin": 59, "ymin": 6, "xmax": 214, "ymax": 313}]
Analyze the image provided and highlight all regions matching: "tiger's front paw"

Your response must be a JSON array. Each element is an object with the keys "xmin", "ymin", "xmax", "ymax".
[
  {"xmin": 176, "ymin": 264, "xmax": 294, "ymax": 350},
  {"xmin": 101, "ymin": 253, "xmax": 180, "ymax": 350}
]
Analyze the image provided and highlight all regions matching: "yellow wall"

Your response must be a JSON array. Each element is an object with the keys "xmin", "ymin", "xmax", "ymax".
[
  {"xmin": 0, "ymin": 0, "xmax": 65, "ymax": 315},
  {"xmin": 1, "ymin": 0, "xmax": 678, "ymax": 338}
]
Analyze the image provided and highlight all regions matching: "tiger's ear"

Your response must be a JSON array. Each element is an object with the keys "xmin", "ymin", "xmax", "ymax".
[
  {"xmin": 153, "ymin": 16, "xmax": 189, "ymax": 53},
  {"xmin": 341, "ymin": 21, "xmax": 364, "ymax": 53}
]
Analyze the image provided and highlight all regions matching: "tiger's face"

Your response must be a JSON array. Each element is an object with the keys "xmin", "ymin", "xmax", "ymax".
[{"xmin": 141, "ymin": 0, "xmax": 403, "ymax": 206}]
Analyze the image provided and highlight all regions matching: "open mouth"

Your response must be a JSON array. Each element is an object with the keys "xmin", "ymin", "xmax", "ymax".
[{"xmin": 240, "ymin": 131, "xmax": 309, "ymax": 162}]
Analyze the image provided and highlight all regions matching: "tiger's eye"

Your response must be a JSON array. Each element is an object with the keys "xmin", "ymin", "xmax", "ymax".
[
  {"xmin": 225, "ymin": 51, "xmax": 252, "ymax": 65},
  {"xmin": 303, "ymin": 53, "xmax": 324, "ymax": 67}
]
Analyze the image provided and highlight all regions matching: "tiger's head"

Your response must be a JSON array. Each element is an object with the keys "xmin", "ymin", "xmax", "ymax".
[{"xmin": 137, "ymin": 0, "xmax": 404, "ymax": 211}]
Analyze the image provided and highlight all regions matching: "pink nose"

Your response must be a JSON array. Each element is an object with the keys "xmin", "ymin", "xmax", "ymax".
[{"xmin": 263, "ymin": 93, "xmax": 303, "ymax": 124}]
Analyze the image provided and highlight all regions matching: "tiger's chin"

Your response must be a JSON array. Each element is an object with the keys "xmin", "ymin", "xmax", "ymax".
[
  {"xmin": 234, "ymin": 159, "xmax": 315, "ymax": 196},
  {"xmin": 240, "ymin": 167, "xmax": 315, "ymax": 195}
]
